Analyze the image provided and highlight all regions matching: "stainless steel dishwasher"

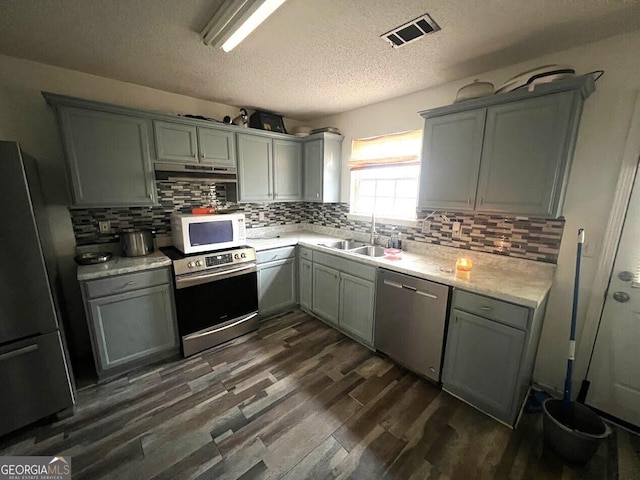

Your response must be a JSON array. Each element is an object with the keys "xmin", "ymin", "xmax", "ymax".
[{"xmin": 375, "ymin": 269, "xmax": 450, "ymax": 382}]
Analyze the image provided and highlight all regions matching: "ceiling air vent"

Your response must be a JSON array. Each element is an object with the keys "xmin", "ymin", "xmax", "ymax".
[{"xmin": 381, "ymin": 13, "xmax": 440, "ymax": 48}]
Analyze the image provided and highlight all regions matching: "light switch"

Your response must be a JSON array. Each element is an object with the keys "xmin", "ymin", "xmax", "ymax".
[
  {"xmin": 99, "ymin": 221, "xmax": 111, "ymax": 234},
  {"xmin": 259, "ymin": 212, "xmax": 265, "ymax": 221}
]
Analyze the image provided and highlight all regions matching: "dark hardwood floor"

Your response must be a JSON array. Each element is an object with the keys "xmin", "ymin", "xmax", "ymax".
[{"xmin": 1, "ymin": 310, "xmax": 636, "ymax": 479}]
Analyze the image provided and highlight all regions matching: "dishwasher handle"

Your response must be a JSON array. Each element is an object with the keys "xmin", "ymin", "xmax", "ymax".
[{"xmin": 382, "ymin": 279, "xmax": 438, "ymax": 299}]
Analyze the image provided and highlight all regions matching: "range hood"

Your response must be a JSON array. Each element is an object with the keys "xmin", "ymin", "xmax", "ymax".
[{"xmin": 154, "ymin": 163, "xmax": 237, "ymax": 183}]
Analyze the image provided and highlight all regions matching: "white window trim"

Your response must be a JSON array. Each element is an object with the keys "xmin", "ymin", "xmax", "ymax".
[{"xmin": 346, "ymin": 212, "xmax": 419, "ymax": 228}]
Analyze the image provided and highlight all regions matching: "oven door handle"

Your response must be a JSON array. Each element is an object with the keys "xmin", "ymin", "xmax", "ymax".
[
  {"xmin": 183, "ymin": 312, "xmax": 259, "ymax": 342},
  {"xmin": 175, "ymin": 263, "xmax": 257, "ymax": 289}
]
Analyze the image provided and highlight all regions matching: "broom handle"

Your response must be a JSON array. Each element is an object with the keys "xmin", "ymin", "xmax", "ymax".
[{"xmin": 563, "ymin": 229, "xmax": 584, "ymax": 411}]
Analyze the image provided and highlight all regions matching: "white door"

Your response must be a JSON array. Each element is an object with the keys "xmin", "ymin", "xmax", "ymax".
[{"xmin": 586, "ymin": 171, "xmax": 640, "ymax": 427}]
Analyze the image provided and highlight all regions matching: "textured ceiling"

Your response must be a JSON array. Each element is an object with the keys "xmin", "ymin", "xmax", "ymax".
[{"xmin": 1, "ymin": 0, "xmax": 640, "ymax": 120}]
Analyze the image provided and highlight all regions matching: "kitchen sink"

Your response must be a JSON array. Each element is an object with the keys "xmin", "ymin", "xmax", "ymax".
[
  {"xmin": 321, "ymin": 240, "xmax": 366, "ymax": 250},
  {"xmin": 350, "ymin": 245, "xmax": 386, "ymax": 257}
]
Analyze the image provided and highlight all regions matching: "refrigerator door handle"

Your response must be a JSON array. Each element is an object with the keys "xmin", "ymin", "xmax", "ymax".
[{"xmin": 0, "ymin": 343, "xmax": 38, "ymax": 362}]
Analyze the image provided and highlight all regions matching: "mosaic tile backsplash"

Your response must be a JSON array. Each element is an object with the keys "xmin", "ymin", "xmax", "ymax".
[{"xmin": 69, "ymin": 180, "xmax": 565, "ymax": 263}]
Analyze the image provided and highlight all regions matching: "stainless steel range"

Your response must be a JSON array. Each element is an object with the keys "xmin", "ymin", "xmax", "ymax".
[{"xmin": 161, "ymin": 245, "xmax": 259, "ymax": 356}]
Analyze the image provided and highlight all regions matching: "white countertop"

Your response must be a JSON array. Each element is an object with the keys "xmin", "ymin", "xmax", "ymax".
[
  {"xmin": 246, "ymin": 231, "xmax": 554, "ymax": 309},
  {"xmin": 76, "ymin": 250, "xmax": 172, "ymax": 281},
  {"xmin": 77, "ymin": 230, "xmax": 554, "ymax": 308}
]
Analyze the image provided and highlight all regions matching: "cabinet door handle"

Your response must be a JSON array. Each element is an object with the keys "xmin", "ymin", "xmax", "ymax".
[
  {"xmin": 401, "ymin": 284, "xmax": 417, "ymax": 291},
  {"xmin": 316, "ymin": 192, "xmax": 320, "ymax": 199},
  {"xmin": 479, "ymin": 197, "xmax": 484, "ymax": 205},
  {"xmin": 194, "ymin": 153, "xmax": 198, "ymax": 160},
  {"xmin": 0, "ymin": 344, "xmax": 38, "ymax": 362},
  {"xmin": 467, "ymin": 198, "xmax": 471, "ymax": 205},
  {"xmin": 480, "ymin": 306, "xmax": 492, "ymax": 311},
  {"xmin": 117, "ymin": 281, "xmax": 137, "ymax": 290},
  {"xmin": 148, "ymin": 193, "xmax": 153, "ymax": 200}
]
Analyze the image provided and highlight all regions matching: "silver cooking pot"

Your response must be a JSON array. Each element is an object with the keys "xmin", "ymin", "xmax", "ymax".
[{"xmin": 119, "ymin": 229, "xmax": 155, "ymax": 257}]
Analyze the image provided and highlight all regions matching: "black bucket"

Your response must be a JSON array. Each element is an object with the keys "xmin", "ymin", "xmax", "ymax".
[{"xmin": 542, "ymin": 398, "xmax": 611, "ymax": 464}]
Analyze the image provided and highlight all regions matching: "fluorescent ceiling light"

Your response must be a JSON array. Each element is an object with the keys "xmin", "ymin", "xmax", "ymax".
[{"xmin": 201, "ymin": 0, "xmax": 286, "ymax": 53}]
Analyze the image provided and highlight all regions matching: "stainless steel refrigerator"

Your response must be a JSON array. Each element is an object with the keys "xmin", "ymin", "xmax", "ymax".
[{"xmin": 0, "ymin": 141, "xmax": 75, "ymax": 436}]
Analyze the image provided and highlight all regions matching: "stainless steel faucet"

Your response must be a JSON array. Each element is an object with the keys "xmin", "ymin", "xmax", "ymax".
[{"xmin": 370, "ymin": 212, "xmax": 377, "ymax": 245}]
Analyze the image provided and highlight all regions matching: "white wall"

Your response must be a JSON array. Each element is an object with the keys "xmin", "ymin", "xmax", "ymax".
[
  {"xmin": 0, "ymin": 53, "xmax": 300, "ymax": 359},
  {"xmin": 310, "ymin": 32, "xmax": 640, "ymax": 393}
]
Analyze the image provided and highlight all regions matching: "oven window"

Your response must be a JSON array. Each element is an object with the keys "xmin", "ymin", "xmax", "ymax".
[{"xmin": 189, "ymin": 221, "xmax": 233, "ymax": 246}]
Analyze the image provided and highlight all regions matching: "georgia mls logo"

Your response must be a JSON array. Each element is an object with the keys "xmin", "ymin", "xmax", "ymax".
[{"xmin": 0, "ymin": 456, "xmax": 71, "ymax": 479}]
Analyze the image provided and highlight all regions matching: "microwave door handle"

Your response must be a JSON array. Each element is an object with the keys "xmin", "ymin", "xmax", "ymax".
[{"xmin": 175, "ymin": 264, "xmax": 256, "ymax": 289}]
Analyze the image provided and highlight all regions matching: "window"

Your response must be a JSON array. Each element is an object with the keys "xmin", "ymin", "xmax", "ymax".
[{"xmin": 349, "ymin": 130, "xmax": 422, "ymax": 219}]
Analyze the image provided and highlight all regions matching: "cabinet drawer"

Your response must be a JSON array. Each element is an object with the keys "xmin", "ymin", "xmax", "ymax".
[
  {"xmin": 256, "ymin": 246, "xmax": 296, "ymax": 264},
  {"xmin": 453, "ymin": 289, "xmax": 529, "ymax": 330},
  {"xmin": 84, "ymin": 268, "xmax": 170, "ymax": 299},
  {"xmin": 313, "ymin": 251, "xmax": 376, "ymax": 282},
  {"xmin": 299, "ymin": 246, "xmax": 312, "ymax": 260}
]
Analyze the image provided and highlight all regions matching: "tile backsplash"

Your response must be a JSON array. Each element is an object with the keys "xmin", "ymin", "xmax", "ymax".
[{"xmin": 69, "ymin": 180, "xmax": 564, "ymax": 263}]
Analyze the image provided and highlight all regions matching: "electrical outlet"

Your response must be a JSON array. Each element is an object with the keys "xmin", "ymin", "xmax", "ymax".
[
  {"xmin": 99, "ymin": 220, "xmax": 111, "ymax": 234},
  {"xmin": 422, "ymin": 220, "xmax": 431, "ymax": 233},
  {"xmin": 259, "ymin": 212, "xmax": 265, "ymax": 221},
  {"xmin": 452, "ymin": 221, "xmax": 461, "ymax": 238}
]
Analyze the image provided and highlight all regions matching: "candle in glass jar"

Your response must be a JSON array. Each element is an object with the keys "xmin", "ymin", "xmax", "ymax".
[{"xmin": 455, "ymin": 258, "xmax": 472, "ymax": 280}]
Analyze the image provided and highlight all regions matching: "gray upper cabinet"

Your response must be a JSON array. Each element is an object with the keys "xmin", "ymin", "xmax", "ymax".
[
  {"xmin": 237, "ymin": 133, "xmax": 273, "ymax": 202},
  {"xmin": 476, "ymin": 93, "xmax": 574, "ymax": 216},
  {"xmin": 198, "ymin": 127, "xmax": 235, "ymax": 167},
  {"xmin": 303, "ymin": 135, "xmax": 342, "ymax": 203},
  {"xmin": 154, "ymin": 121, "xmax": 236, "ymax": 167},
  {"xmin": 154, "ymin": 121, "xmax": 198, "ymax": 163},
  {"xmin": 57, "ymin": 106, "xmax": 156, "ymax": 207},
  {"xmin": 417, "ymin": 75, "xmax": 595, "ymax": 217},
  {"xmin": 237, "ymin": 134, "xmax": 303, "ymax": 202},
  {"xmin": 273, "ymin": 140, "xmax": 302, "ymax": 201},
  {"xmin": 418, "ymin": 110, "xmax": 485, "ymax": 211}
]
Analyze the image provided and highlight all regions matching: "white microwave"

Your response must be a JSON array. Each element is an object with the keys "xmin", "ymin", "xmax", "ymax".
[{"xmin": 171, "ymin": 213, "xmax": 247, "ymax": 254}]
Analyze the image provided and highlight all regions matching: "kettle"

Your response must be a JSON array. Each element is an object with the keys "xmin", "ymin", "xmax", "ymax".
[{"xmin": 232, "ymin": 108, "xmax": 248, "ymax": 127}]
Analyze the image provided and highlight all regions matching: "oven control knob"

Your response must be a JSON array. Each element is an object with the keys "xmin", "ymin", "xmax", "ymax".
[
  {"xmin": 234, "ymin": 254, "xmax": 240, "ymax": 259},
  {"xmin": 187, "ymin": 262, "xmax": 194, "ymax": 268},
  {"xmin": 195, "ymin": 260, "xmax": 203, "ymax": 267},
  {"xmin": 241, "ymin": 253, "xmax": 247, "ymax": 259}
]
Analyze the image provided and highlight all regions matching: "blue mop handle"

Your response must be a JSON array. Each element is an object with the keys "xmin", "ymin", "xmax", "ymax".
[{"xmin": 563, "ymin": 228, "xmax": 584, "ymax": 412}]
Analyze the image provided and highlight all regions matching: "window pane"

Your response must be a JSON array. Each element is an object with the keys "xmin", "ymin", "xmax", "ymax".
[
  {"xmin": 376, "ymin": 180, "xmax": 396, "ymax": 197},
  {"xmin": 359, "ymin": 180, "xmax": 376, "ymax": 196},
  {"xmin": 396, "ymin": 179, "xmax": 418, "ymax": 197},
  {"xmin": 358, "ymin": 196, "xmax": 376, "ymax": 214}
]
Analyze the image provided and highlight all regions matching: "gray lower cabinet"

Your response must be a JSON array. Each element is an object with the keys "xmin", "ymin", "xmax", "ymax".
[
  {"xmin": 443, "ymin": 309, "xmax": 525, "ymax": 422},
  {"xmin": 56, "ymin": 106, "xmax": 156, "ymax": 206},
  {"xmin": 312, "ymin": 263, "xmax": 340, "ymax": 325},
  {"xmin": 442, "ymin": 289, "xmax": 547, "ymax": 425},
  {"xmin": 154, "ymin": 120, "xmax": 236, "ymax": 167},
  {"xmin": 339, "ymin": 272, "xmax": 375, "ymax": 345},
  {"xmin": 311, "ymin": 250, "xmax": 376, "ymax": 346},
  {"xmin": 417, "ymin": 75, "xmax": 595, "ymax": 217},
  {"xmin": 299, "ymin": 258, "xmax": 313, "ymax": 310},
  {"xmin": 303, "ymin": 134, "xmax": 342, "ymax": 203},
  {"xmin": 81, "ymin": 268, "xmax": 178, "ymax": 378},
  {"xmin": 257, "ymin": 247, "xmax": 297, "ymax": 316}
]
